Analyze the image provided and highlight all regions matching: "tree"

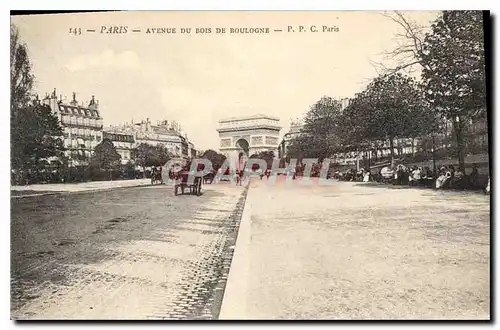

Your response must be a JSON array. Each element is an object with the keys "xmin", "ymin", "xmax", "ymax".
[
  {"xmin": 133, "ymin": 143, "xmax": 151, "ymax": 175},
  {"xmin": 10, "ymin": 25, "xmax": 67, "ymax": 185},
  {"xmin": 91, "ymin": 138, "xmax": 121, "ymax": 172},
  {"xmin": 287, "ymin": 96, "xmax": 343, "ymax": 161},
  {"xmin": 11, "ymin": 24, "xmax": 34, "ymax": 116},
  {"xmin": 249, "ymin": 150, "xmax": 275, "ymax": 169},
  {"xmin": 370, "ymin": 11, "xmax": 436, "ymax": 76},
  {"xmin": 421, "ymin": 11, "xmax": 486, "ymax": 172},
  {"xmin": 147, "ymin": 145, "xmax": 171, "ymax": 167},
  {"xmin": 345, "ymin": 73, "xmax": 433, "ymax": 160},
  {"xmin": 11, "ymin": 103, "xmax": 65, "ymax": 175},
  {"xmin": 132, "ymin": 143, "xmax": 172, "ymax": 176},
  {"xmin": 201, "ymin": 149, "xmax": 226, "ymax": 171}
]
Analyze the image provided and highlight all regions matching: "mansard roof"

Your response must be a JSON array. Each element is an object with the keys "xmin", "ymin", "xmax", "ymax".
[{"xmin": 59, "ymin": 104, "xmax": 101, "ymax": 119}]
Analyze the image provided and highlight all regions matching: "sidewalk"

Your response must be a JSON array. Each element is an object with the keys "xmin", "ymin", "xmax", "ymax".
[
  {"xmin": 11, "ymin": 178, "xmax": 152, "ymax": 195},
  {"xmin": 220, "ymin": 177, "xmax": 490, "ymax": 320}
]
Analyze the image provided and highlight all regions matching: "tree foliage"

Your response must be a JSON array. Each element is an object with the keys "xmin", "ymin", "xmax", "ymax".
[
  {"xmin": 91, "ymin": 138, "xmax": 121, "ymax": 170},
  {"xmin": 11, "ymin": 103, "xmax": 65, "ymax": 171},
  {"xmin": 287, "ymin": 75, "xmax": 433, "ymax": 162},
  {"xmin": 11, "ymin": 24, "xmax": 67, "ymax": 184},
  {"xmin": 421, "ymin": 10, "xmax": 486, "ymax": 171},
  {"xmin": 11, "ymin": 24, "xmax": 34, "ymax": 116},
  {"xmin": 201, "ymin": 149, "xmax": 226, "ymax": 171},
  {"xmin": 249, "ymin": 150, "xmax": 275, "ymax": 169},
  {"xmin": 347, "ymin": 73, "xmax": 433, "ymax": 157},
  {"xmin": 133, "ymin": 143, "xmax": 172, "ymax": 168},
  {"xmin": 422, "ymin": 11, "xmax": 485, "ymax": 116},
  {"xmin": 287, "ymin": 97, "xmax": 343, "ymax": 161}
]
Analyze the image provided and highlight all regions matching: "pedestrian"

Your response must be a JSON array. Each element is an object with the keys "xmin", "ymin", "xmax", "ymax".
[{"xmin": 470, "ymin": 164, "xmax": 479, "ymax": 189}]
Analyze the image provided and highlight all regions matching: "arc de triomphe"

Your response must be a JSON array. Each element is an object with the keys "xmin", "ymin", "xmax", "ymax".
[{"xmin": 217, "ymin": 114, "xmax": 282, "ymax": 169}]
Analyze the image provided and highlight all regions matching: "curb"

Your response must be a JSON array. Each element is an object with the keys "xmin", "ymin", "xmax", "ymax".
[
  {"xmin": 10, "ymin": 181, "xmax": 153, "ymax": 199},
  {"xmin": 218, "ymin": 181, "xmax": 255, "ymax": 320}
]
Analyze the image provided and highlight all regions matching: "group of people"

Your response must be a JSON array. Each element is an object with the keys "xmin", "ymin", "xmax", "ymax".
[
  {"xmin": 334, "ymin": 163, "xmax": 489, "ymax": 193},
  {"xmin": 388, "ymin": 164, "xmax": 435, "ymax": 186},
  {"xmin": 333, "ymin": 168, "xmax": 369, "ymax": 182}
]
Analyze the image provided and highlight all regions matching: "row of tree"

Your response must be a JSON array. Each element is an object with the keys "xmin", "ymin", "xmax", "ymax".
[{"xmin": 287, "ymin": 11, "xmax": 487, "ymax": 173}]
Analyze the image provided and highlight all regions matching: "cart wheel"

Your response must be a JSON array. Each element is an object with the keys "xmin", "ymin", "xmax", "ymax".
[
  {"xmin": 174, "ymin": 185, "xmax": 178, "ymax": 195},
  {"xmin": 197, "ymin": 179, "xmax": 202, "ymax": 196}
]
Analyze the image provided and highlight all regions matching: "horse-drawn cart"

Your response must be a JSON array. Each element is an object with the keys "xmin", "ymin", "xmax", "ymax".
[
  {"xmin": 150, "ymin": 169, "xmax": 163, "ymax": 185},
  {"xmin": 173, "ymin": 170, "xmax": 203, "ymax": 196}
]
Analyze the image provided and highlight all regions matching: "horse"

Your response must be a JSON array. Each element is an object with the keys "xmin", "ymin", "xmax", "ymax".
[
  {"xmin": 150, "ymin": 168, "xmax": 163, "ymax": 185},
  {"xmin": 203, "ymin": 171, "xmax": 215, "ymax": 184}
]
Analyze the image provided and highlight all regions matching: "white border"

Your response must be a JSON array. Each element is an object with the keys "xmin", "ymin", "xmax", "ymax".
[
  {"xmin": 2, "ymin": 1, "xmax": 497, "ymax": 330},
  {"xmin": 4, "ymin": 0, "xmax": 500, "ymax": 11}
]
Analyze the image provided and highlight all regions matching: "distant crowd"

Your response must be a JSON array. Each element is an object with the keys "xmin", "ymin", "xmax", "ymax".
[{"xmin": 333, "ymin": 164, "xmax": 490, "ymax": 194}]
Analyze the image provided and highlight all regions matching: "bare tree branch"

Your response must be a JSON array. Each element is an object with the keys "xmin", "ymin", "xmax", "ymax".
[{"xmin": 371, "ymin": 11, "xmax": 435, "ymax": 77}]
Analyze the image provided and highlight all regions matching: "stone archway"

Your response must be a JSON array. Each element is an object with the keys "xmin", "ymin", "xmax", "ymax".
[
  {"xmin": 217, "ymin": 115, "xmax": 282, "ymax": 171},
  {"xmin": 235, "ymin": 138, "xmax": 249, "ymax": 170},
  {"xmin": 235, "ymin": 138, "xmax": 249, "ymax": 152}
]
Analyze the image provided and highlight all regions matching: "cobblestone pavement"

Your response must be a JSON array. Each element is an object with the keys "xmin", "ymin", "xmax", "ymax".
[
  {"xmin": 222, "ymin": 177, "xmax": 490, "ymax": 320},
  {"xmin": 11, "ymin": 182, "xmax": 248, "ymax": 320}
]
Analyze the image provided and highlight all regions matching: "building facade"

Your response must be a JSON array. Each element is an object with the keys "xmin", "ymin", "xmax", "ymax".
[
  {"xmin": 102, "ymin": 131, "xmax": 135, "ymax": 165},
  {"xmin": 217, "ymin": 114, "xmax": 282, "ymax": 169},
  {"xmin": 278, "ymin": 119, "xmax": 304, "ymax": 158},
  {"xmin": 42, "ymin": 89, "xmax": 103, "ymax": 166},
  {"xmin": 104, "ymin": 118, "xmax": 195, "ymax": 162}
]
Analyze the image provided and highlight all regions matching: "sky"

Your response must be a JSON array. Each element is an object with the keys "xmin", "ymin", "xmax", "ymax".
[{"xmin": 12, "ymin": 11, "xmax": 440, "ymax": 151}]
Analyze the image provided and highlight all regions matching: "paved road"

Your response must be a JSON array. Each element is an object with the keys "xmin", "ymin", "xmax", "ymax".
[
  {"xmin": 11, "ymin": 182, "xmax": 248, "ymax": 320},
  {"xmin": 221, "ymin": 177, "xmax": 490, "ymax": 320}
]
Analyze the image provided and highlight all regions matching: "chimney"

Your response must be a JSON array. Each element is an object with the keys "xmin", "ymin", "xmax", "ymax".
[
  {"xmin": 52, "ymin": 88, "xmax": 56, "ymax": 98},
  {"xmin": 70, "ymin": 92, "xmax": 78, "ymax": 106},
  {"xmin": 89, "ymin": 95, "xmax": 98, "ymax": 110}
]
